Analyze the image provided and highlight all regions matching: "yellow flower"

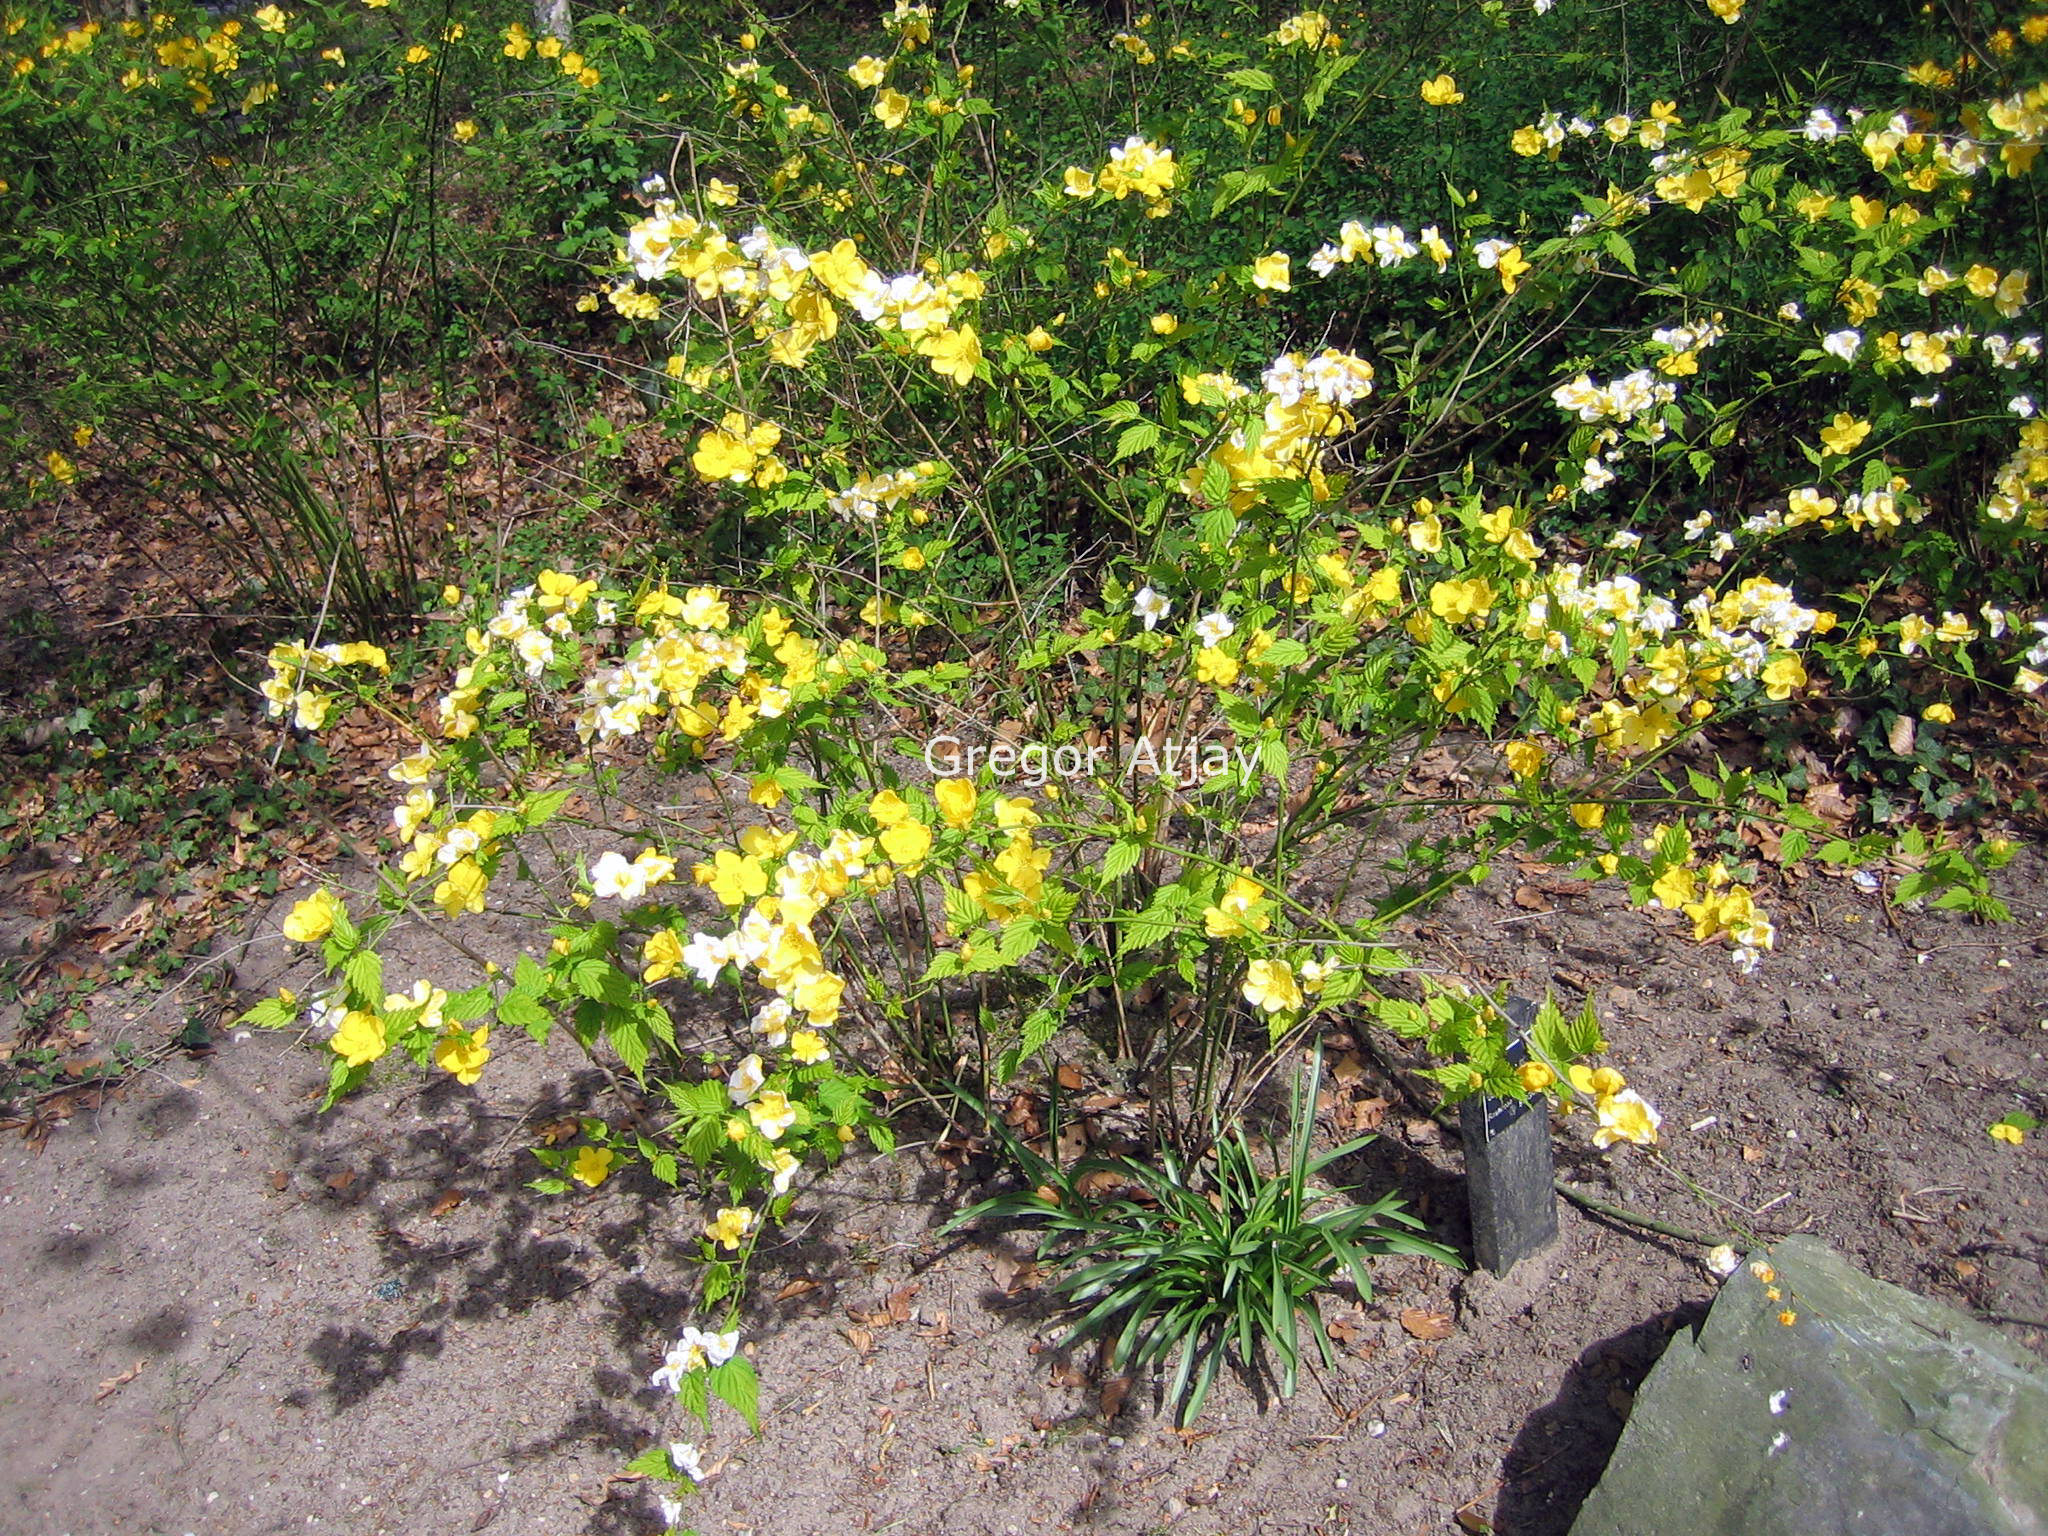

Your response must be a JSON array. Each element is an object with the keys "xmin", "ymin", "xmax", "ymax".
[
  {"xmin": 1652, "ymin": 865, "xmax": 1698, "ymax": 908},
  {"xmin": 935, "ymin": 778, "xmax": 977, "ymax": 828},
  {"xmin": 1778, "ymin": 1309, "xmax": 1797, "ymax": 1326},
  {"xmin": 1923, "ymin": 703, "xmax": 1955, "ymax": 724},
  {"xmin": 642, "ymin": 928, "xmax": 686, "ymax": 983},
  {"xmin": 1196, "ymin": 646, "xmax": 1240, "ymax": 687},
  {"xmin": 1760, "ymin": 653, "xmax": 1807, "ymax": 701},
  {"xmin": 1393, "ymin": 511, "xmax": 1439, "ymax": 561},
  {"xmin": 283, "ymin": 889, "xmax": 340, "ymax": 942},
  {"xmin": 1419, "ymin": 73, "xmax": 1463, "ymax": 106},
  {"xmin": 1150, "ymin": 312, "xmax": 1178, "ymax": 335},
  {"xmin": 331, "ymin": 1010, "xmax": 387, "ymax": 1067},
  {"xmin": 1429, "ymin": 578, "xmax": 1495, "ymax": 625},
  {"xmin": 1568, "ymin": 1064, "xmax": 1627, "ymax": 1097},
  {"xmin": 503, "ymin": 22, "xmax": 531, "ymax": 58},
  {"xmin": 848, "ymin": 54, "xmax": 887, "ymax": 87},
  {"xmin": 1518, "ymin": 1061, "xmax": 1557, "ymax": 1093},
  {"xmin": 1494, "ymin": 245, "xmax": 1530, "ymax": 293},
  {"xmin": 253, "ymin": 4, "xmax": 289, "ymax": 32},
  {"xmin": 570, "ymin": 1145, "xmax": 615, "ymax": 1186},
  {"xmin": 1511, "ymin": 125, "xmax": 1546, "ymax": 157},
  {"xmin": 1592, "ymin": 1088, "xmax": 1661, "ymax": 1147},
  {"xmin": 880, "ymin": 820, "xmax": 933, "ymax": 867},
  {"xmin": 45, "ymin": 450, "xmax": 77, "ymax": 484},
  {"xmin": 874, "ymin": 88, "xmax": 910, "ymax": 129},
  {"xmin": 432, "ymin": 1024, "xmax": 490, "ymax": 1084},
  {"xmin": 1504, "ymin": 740, "xmax": 1545, "ymax": 780},
  {"xmin": 1819, "ymin": 414, "xmax": 1870, "ymax": 456},
  {"xmin": 1251, "ymin": 252, "xmax": 1292, "ymax": 291},
  {"xmin": 1203, "ymin": 875, "xmax": 1271, "ymax": 938},
  {"xmin": 1242, "ymin": 959, "xmax": 1303, "ymax": 1014},
  {"xmin": 919, "ymin": 325, "xmax": 983, "ymax": 387},
  {"xmin": 789, "ymin": 1029, "xmax": 830, "ymax": 1065},
  {"xmin": 899, "ymin": 545, "xmax": 927, "ymax": 571},
  {"xmin": 994, "ymin": 796, "xmax": 1041, "ymax": 830},
  {"xmin": 1849, "ymin": 194, "xmax": 1886, "ymax": 229},
  {"xmin": 705, "ymin": 1206, "xmax": 756, "ymax": 1250},
  {"xmin": 1706, "ymin": 0, "xmax": 1743, "ymax": 20},
  {"xmin": 433, "ymin": 857, "xmax": 488, "ymax": 918},
  {"xmin": 1989, "ymin": 1122, "xmax": 2025, "ymax": 1145},
  {"xmin": 1024, "ymin": 325, "xmax": 1055, "ymax": 352},
  {"xmin": 404, "ymin": 43, "xmax": 430, "ymax": 65}
]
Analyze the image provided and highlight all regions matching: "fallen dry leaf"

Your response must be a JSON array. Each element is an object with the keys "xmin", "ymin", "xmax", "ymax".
[
  {"xmin": 774, "ymin": 1278, "xmax": 821, "ymax": 1302},
  {"xmin": 1512, "ymin": 884, "xmax": 1554, "ymax": 913},
  {"xmin": 1055, "ymin": 1063, "xmax": 1085, "ymax": 1091},
  {"xmin": 1399, "ymin": 1307, "xmax": 1454, "ymax": 1342},
  {"xmin": 884, "ymin": 1284, "xmax": 919, "ymax": 1324},
  {"xmin": 1099, "ymin": 1375, "xmax": 1132, "ymax": 1419},
  {"xmin": 95, "ymin": 1360, "xmax": 145, "ymax": 1403},
  {"xmin": 429, "ymin": 1189, "xmax": 465, "ymax": 1219},
  {"xmin": 989, "ymin": 1252, "xmax": 1039, "ymax": 1295}
]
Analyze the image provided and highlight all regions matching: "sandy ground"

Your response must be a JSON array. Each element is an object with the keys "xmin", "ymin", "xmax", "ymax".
[{"xmin": 1, "ymin": 846, "xmax": 2044, "ymax": 1536}]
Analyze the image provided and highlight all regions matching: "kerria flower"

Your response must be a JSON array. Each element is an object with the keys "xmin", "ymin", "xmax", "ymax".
[{"xmin": 1132, "ymin": 586, "xmax": 1172, "ymax": 630}]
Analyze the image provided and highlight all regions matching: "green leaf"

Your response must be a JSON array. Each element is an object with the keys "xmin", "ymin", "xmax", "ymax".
[
  {"xmin": 342, "ymin": 949, "xmax": 383, "ymax": 1006},
  {"xmin": 996, "ymin": 1006, "xmax": 1062, "ymax": 1082},
  {"xmin": 608, "ymin": 1012, "xmax": 650, "ymax": 1079},
  {"xmin": 444, "ymin": 983, "xmax": 494, "ymax": 1022},
  {"xmin": 521, "ymin": 788, "xmax": 573, "ymax": 828},
  {"xmin": 708, "ymin": 1356, "xmax": 761, "ymax": 1433},
  {"xmin": 236, "ymin": 993, "xmax": 300, "ymax": 1028},
  {"xmin": 1100, "ymin": 837, "xmax": 1143, "ymax": 882},
  {"xmin": 1112, "ymin": 421, "xmax": 1161, "ymax": 463}
]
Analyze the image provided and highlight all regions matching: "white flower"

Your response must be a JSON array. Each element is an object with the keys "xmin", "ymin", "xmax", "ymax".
[
  {"xmin": 1910, "ymin": 393, "xmax": 1942, "ymax": 409},
  {"xmin": 1802, "ymin": 107, "xmax": 1840, "ymax": 142},
  {"xmin": 680, "ymin": 931, "xmax": 737, "ymax": 986},
  {"xmin": 670, "ymin": 1442, "xmax": 708, "ymax": 1483},
  {"xmin": 658, "ymin": 1493, "xmax": 686, "ymax": 1527},
  {"xmin": 1132, "ymin": 586, "xmax": 1172, "ymax": 631},
  {"xmin": 1821, "ymin": 329, "xmax": 1862, "ymax": 361},
  {"xmin": 727, "ymin": 1053, "xmax": 765, "ymax": 1105},
  {"xmin": 1777, "ymin": 301, "xmax": 1804, "ymax": 322},
  {"xmin": 2010, "ymin": 394, "xmax": 2037, "ymax": 418},
  {"xmin": 307, "ymin": 991, "xmax": 349, "ymax": 1035},
  {"xmin": 591, "ymin": 850, "xmax": 652, "ymax": 902},
  {"xmin": 1194, "ymin": 611, "xmax": 1235, "ymax": 646},
  {"xmin": 1705, "ymin": 1243, "xmax": 1740, "ymax": 1276},
  {"xmin": 750, "ymin": 996, "xmax": 792, "ymax": 1046},
  {"xmin": 1472, "ymin": 237, "xmax": 1514, "ymax": 270}
]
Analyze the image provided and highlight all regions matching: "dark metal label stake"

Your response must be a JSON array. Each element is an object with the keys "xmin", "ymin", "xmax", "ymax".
[{"xmin": 1459, "ymin": 996, "xmax": 1559, "ymax": 1276}]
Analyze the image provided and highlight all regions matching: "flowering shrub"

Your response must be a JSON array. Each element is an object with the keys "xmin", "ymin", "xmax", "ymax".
[{"xmin": 165, "ymin": 0, "xmax": 2048, "ymax": 1492}]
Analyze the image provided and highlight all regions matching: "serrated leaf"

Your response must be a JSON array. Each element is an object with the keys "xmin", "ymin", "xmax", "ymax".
[
  {"xmin": 708, "ymin": 1357, "xmax": 761, "ymax": 1433},
  {"xmin": 1100, "ymin": 837, "xmax": 1143, "ymax": 882},
  {"xmin": 1112, "ymin": 421, "xmax": 1161, "ymax": 462}
]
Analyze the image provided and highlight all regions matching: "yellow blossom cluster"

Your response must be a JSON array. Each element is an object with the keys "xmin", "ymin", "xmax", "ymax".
[
  {"xmin": 259, "ymin": 639, "xmax": 390, "ymax": 732},
  {"xmin": 620, "ymin": 198, "xmax": 986, "ymax": 385}
]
